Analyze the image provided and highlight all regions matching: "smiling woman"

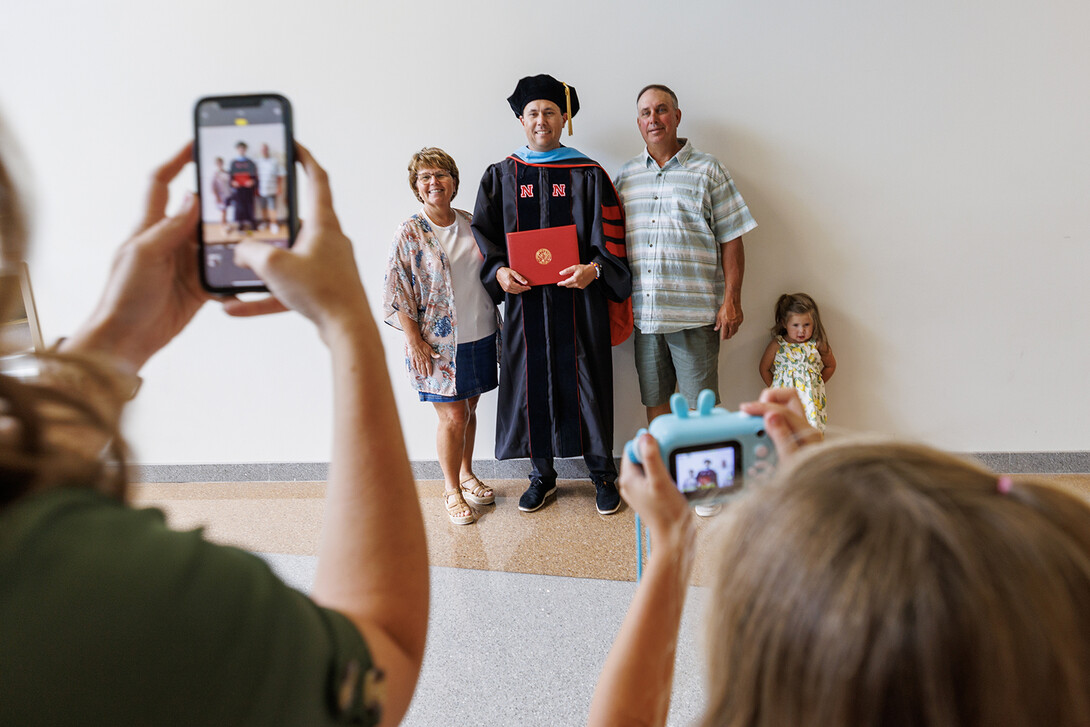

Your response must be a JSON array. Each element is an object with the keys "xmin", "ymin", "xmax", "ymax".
[{"xmin": 383, "ymin": 147, "xmax": 501, "ymax": 526}]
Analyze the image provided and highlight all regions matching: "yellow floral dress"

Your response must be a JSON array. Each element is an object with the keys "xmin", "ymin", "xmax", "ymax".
[{"xmin": 771, "ymin": 336, "xmax": 827, "ymax": 432}]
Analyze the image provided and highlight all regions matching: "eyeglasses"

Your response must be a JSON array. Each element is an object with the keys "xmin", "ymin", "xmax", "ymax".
[{"xmin": 417, "ymin": 172, "xmax": 452, "ymax": 183}]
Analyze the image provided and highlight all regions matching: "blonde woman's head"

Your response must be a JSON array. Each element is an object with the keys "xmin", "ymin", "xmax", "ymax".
[{"xmin": 703, "ymin": 440, "xmax": 1090, "ymax": 727}]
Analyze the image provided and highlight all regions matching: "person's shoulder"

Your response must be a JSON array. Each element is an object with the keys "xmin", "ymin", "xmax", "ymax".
[
  {"xmin": 394, "ymin": 213, "xmax": 428, "ymax": 240},
  {"xmin": 477, "ymin": 157, "xmax": 517, "ymax": 183},
  {"xmin": 615, "ymin": 153, "xmax": 648, "ymax": 181},
  {"xmin": 1, "ymin": 487, "xmax": 211, "ymax": 587},
  {"xmin": 396, "ymin": 212, "xmax": 421, "ymax": 230},
  {"xmin": 683, "ymin": 143, "xmax": 727, "ymax": 172},
  {"xmin": 487, "ymin": 156, "xmax": 518, "ymax": 170},
  {"xmin": 621, "ymin": 151, "xmax": 649, "ymax": 169},
  {"xmin": 577, "ymin": 161, "xmax": 621, "ymax": 190},
  {"xmin": 561, "ymin": 153, "xmax": 608, "ymax": 175},
  {"xmin": 581, "ymin": 157, "xmax": 610, "ymax": 175},
  {"xmin": 685, "ymin": 147, "xmax": 742, "ymax": 193},
  {"xmin": 1, "ymin": 488, "xmax": 132, "ymax": 552}
]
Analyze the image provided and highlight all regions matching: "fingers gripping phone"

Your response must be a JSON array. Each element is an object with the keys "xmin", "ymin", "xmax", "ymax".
[{"xmin": 194, "ymin": 94, "xmax": 297, "ymax": 293}]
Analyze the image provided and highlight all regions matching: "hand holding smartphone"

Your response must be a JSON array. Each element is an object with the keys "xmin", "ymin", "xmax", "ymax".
[{"xmin": 194, "ymin": 94, "xmax": 297, "ymax": 293}]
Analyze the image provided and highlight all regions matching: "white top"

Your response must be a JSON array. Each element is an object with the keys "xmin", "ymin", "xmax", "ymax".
[
  {"xmin": 255, "ymin": 157, "xmax": 285, "ymax": 196},
  {"xmin": 422, "ymin": 210, "xmax": 496, "ymax": 343}
]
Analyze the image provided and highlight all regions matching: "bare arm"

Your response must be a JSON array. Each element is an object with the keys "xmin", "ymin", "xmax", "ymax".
[
  {"xmin": 820, "ymin": 344, "xmax": 836, "ymax": 382},
  {"xmin": 592, "ymin": 388, "xmax": 820, "ymax": 726},
  {"xmin": 714, "ymin": 237, "xmax": 745, "ymax": 340},
  {"xmin": 229, "ymin": 144, "xmax": 428, "ymax": 725},
  {"xmin": 589, "ymin": 436, "xmax": 695, "ymax": 727},
  {"xmin": 315, "ymin": 312, "xmax": 427, "ymax": 725},
  {"xmin": 758, "ymin": 338, "xmax": 778, "ymax": 387},
  {"xmin": 60, "ymin": 142, "xmax": 427, "ymax": 725}
]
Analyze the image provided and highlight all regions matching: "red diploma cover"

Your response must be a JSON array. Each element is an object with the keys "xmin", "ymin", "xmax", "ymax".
[{"xmin": 506, "ymin": 224, "xmax": 580, "ymax": 286}]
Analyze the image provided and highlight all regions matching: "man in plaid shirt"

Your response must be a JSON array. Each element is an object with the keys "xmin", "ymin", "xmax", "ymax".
[{"xmin": 615, "ymin": 84, "xmax": 758, "ymax": 424}]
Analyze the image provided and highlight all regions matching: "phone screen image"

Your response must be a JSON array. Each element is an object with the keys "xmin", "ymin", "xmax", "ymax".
[
  {"xmin": 672, "ymin": 443, "xmax": 740, "ymax": 496},
  {"xmin": 194, "ymin": 95, "xmax": 295, "ymax": 292}
]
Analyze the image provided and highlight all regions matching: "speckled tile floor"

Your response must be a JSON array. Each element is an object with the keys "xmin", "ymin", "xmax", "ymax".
[
  {"xmin": 130, "ymin": 472, "xmax": 1090, "ymax": 726},
  {"xmin": 131, "ymin": 477, "xmax": 736, "ymax": 585},
  {"xmin": 130, "ymin": 477, "xmax": 722, "ymax": 725},
  {"xmin": 132, "ymin": 473, "xmax": 1090, "ymax": 586}
]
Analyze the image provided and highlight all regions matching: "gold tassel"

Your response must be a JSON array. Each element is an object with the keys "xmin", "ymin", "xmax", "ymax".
[{"xmin": 564, "ymin": 83, "xmax": 574, "ymax": 136}]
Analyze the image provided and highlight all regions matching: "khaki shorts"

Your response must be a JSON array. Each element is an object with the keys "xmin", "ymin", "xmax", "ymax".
[{"xmin": 633, "ymin": 325, "xmax": 720, "ymax": 408}]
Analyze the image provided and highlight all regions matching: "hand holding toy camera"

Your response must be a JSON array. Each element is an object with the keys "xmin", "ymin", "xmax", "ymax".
[{"xmin": 624, "ymin": 390, "xmax": 776, "ymax": 503}]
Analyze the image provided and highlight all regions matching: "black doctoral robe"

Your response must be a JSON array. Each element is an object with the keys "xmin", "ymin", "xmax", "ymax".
[
  {"xmin": 471, "ymin": 150, "xmax": 632, "ymax": 461},
  {"xmin": 228, "ymin": 157, "xmax": 258, "ymax": 228}
]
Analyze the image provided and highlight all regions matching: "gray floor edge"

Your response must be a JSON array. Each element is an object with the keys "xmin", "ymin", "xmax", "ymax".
[{"xmin": 132, "ymin": 452, "xmax": 1090, "ymax": 483}]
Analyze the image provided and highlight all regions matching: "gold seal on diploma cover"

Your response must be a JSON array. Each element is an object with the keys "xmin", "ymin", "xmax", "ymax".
[{"xmin": 536, "ymin": 248, "xmax": 552, "ymax": 265}]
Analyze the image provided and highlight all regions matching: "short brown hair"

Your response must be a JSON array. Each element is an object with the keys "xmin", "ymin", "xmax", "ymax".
[
  {"xmin": 636, "ymin": 84, "xmax": 679, "ymax": 109},
  {"xmin": 407, "ymin": 147, "xmax": 459, "ymax": 203},
  {"xmin": 702, "ymin": 441, "xmax": 1090, "ymax": 726},
  {"xmin": 772, "ymin": 292, "xmax": 829, "ymax": 348}
]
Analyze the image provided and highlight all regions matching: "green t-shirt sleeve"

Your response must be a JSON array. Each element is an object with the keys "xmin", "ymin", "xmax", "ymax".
[{"xmin": 0, "ymin": 489, "xmax": 382, "ymax": 726}]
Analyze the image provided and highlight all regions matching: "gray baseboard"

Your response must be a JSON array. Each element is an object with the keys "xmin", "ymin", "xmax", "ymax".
[
  {"xmin": 129, "ymin": 452, "xmax": 1090, "ymax": 484},
  {"xmin": 969, "ymin": 451, "xmax": 1090, "ymax": 475},
  {"xmin": 132, "ymin": 462, "xmax": 331, "ymax": 484},
  {"xmin": 130, "ymin": 458, "xmax": 600, "ymax": 484}
]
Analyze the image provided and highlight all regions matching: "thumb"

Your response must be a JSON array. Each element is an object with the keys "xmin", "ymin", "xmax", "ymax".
[
  {"xmin": 637, "ymin": 434, "xmax": 671, "ymax": 484},
  {"xmin": 232, "ymin": 237, "xmax": 281, "ymax": 277},
  {"xmin": 133, "ymin": 192, "xmax": 199, "ymax": 254},
  {"xmin": 223, "ymin": 296, "xmax": 289, "ymax": 318}
]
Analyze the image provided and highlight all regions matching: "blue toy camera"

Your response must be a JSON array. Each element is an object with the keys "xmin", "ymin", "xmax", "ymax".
[{"xmin": 624, "ymin": 390, "xmax": 776, "ymax": 502}]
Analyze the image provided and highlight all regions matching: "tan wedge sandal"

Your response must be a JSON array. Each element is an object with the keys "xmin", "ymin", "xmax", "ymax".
[
  {"xmin": 445, "ymin": 490, "xmax": 475, "ymax": 525},
  {"xmin": 459, "ymin": 476, "xmax": 495, "ymax": 506}
]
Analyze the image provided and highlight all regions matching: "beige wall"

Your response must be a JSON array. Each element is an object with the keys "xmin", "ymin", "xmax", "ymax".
[{"xmin": 2, "ymin": 0, "xmax": 1086, "ymax": 464}]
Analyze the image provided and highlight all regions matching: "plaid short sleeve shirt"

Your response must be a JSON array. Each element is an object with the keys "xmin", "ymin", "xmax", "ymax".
[{"xmin": 614, "ymin": 139, "xmax": 757, "ymax": 334}]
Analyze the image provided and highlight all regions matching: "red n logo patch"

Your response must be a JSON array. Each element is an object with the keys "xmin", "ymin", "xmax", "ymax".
[
  {"xmin": 552, "ymin": 184, "xmax": 566, "ymax": 197},
  {"xmin": 520, "ymin": 184, "xmax": 534, "ymax": 198}
]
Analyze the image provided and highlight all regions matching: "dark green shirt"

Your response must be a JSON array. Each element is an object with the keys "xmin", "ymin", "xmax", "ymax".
[{"xmin": 0, "ymin": 488, "xmax": 380, "ymax": 725}]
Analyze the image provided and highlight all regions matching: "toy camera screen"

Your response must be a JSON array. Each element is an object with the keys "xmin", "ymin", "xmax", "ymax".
[
  {"xmin": 672, "ymin": 443, "xmax": 741, "ymax": 496},
  {"xmin": 195, "ymin": 96, "xmax": 294, "ymax": 291}
]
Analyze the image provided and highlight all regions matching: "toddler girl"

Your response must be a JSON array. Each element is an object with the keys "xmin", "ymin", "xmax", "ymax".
[{"xmin": 759, "ymin": 293, "xmax": 836, "ymax": 432}]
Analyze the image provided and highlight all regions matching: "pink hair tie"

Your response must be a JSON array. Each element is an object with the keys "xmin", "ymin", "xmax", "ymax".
[{"xmin": 997, "ymin": 476, "xmax": 1013, "ymax": 494}]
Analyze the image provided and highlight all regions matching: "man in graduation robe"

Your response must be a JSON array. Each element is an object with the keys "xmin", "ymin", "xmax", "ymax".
[
  {"xmin": 471, "ymin": 73, "xmax": 633, "ymax": 515},
  {"xmin": 228, "ymin": 141, "xmax": 258, "ymax": 232}
]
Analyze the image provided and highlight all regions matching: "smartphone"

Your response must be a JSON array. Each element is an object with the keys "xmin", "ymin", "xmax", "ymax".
[{"xmin": 193, "ymin": 94, "xmax": 297, "ymax": 293}]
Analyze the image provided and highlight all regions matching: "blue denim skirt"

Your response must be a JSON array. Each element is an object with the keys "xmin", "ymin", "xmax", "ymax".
[{"xmin": 419, "ymin": 332, "xmax": 498, "ymax": 403}]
